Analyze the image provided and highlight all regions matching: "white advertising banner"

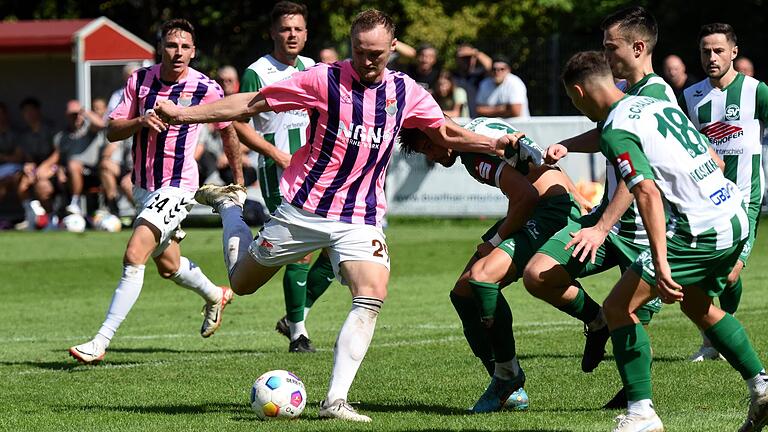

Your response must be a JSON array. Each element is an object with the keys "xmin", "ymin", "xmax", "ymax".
[{"xmin": 386, "ymin": 116, "xmax": 603, "ymax": 217}]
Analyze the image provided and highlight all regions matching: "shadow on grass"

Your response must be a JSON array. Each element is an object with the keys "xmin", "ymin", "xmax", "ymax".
[
  {"xmin": 104, "ymin": 347, "xmax": 264, "ymax": 355},
  {"xmin": 0, "ymin": 360, "xmax": 151, "ymax": 371},
  {"xmin": 357, "ymin": 401, "xmax": 469, "ymax": 416},
  {"xmin": 60, "ymin": 402, "xmax": 248, "ymax": 415}
]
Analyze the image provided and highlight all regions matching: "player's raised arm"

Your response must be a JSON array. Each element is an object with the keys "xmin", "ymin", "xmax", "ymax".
[
  {"xmin": 219, "ymin": 123, "xmax": 244, "ymax": 185},
  {"xmin": 232, "ymin": 121, "xmax": 292, "ymax": 169},
  {"xmin": 424, "ymin": 119, "xmax": 497, "ymax": 155},
  {"xmin": 155, "ymin": 92, "xmax": 271, "ymax": 125}
]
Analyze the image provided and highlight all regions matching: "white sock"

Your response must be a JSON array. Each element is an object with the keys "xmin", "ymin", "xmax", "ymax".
[
  {"xmin": 746, "ymin": 370, "xmax": 768, "ymax": 397},
  {"xmin": 219, "ymin": 205, "xmax": 253, "ymax": 274},
  {"xmin": 289, "ymin": 320, "xmax": 308, "ymax": 341},
  {"xmin": 304, "ymin": 307, "xmax": 312, "ymax": 319},
  {"xmin": 96, "ymin": 264, "xmax": 145, "ymax": 348},
  {"xmin": 326, "ymin": 296, "xmax": 383, "ymax": 403},
  {"xmin": 70, "ymin": 195, "xmax": 81, "ymax": 207},
  {"xmin": 627, "ymin": 399, "xmax": 655, "ymax": 417},
  {"xmin": 170, "ymin": 257, "xmax": 221, "ymax": 303},
  {"xmin": 494, "ymin": 356, "xmax": 521, "ymax": 381},
  {"xmin": 587, "ymin": 308, "xmax": 606, "ymax": 332}
]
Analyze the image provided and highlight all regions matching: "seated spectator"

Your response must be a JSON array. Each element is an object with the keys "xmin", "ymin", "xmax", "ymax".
[
  {"xmin": 735, "ymin": 56, "xmax": 755, "ymax": 77},
  {"xmin": 216, "ymin": 65, "xmax": 240, "ymax": 96},
  {"xmin": 453, "ymin": 43, "xmax": 492, "ymax": 118},
  {"xmin": 99, "ymin": 138, "xmax": 133, "ymax": 217},
  {"xmin": 394, "ymin": 41, "xmax": 441, "ymax": 91},
  {"xmin": 662, "ymin": 54, "xmax": 697, "ymax": 98},
  {"xmin": 195, "ymin": 123, "xmax": 257, "ymax": 187},
  {"xmin": 0, "ymin": 102, "xmax": 22, "ymax": 209},
  {"xmin": 319, "ymin": 47, "xmax": 339, "ymax": 64},
  {"xmin": 92, "ymin": 98, "xmax": 108, "ymax": 119},
  {"xmin": 17, "ymin": 97, "xmax": 57, "ymax": 227},
  {"xmin": 476, "ymin": 56, "xmax": 530, "ymax": 119},
  {"xmin": 54, "ymin": 100, "xmax": 106, "ymax": 215},
  {"xmin": 432, "ymin": 71, "xmax": 468, "ymax": 119}
]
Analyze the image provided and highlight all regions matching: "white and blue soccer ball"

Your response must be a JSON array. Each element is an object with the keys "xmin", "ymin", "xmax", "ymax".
[
  {"xmin": 62, "ymin": 213, "xmax": 86, "ymax": 232},
  {"xmin": 97, "ymin": 214, "xmax": 122, "ymax": 232},
  {"xmin": 250, "ymin": 370, "xmax": 307, "ymax": 420}
]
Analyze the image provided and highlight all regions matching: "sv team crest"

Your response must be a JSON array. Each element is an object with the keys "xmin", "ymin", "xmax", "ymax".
[{"xmin": 385, "ymin": 98, "xmax": 398, "ymax": 116}]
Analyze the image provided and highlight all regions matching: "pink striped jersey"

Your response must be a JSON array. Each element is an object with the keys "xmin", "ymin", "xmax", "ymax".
[
  {"xmin": 261, "ymin": 60, "xmax": 444, "ymax": 226},
  {"xmin": 110, "ymin": 64, "xmax": 231, "ymax": 192}
]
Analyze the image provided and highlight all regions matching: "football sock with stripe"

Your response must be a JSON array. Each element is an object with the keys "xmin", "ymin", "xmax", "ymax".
[
  {"xmin": 469, "ymin": 280, "xmax": 499, "ymax": 320},
  {"xmin": 283, "ymin": 263, "xmax": 310, "ymax": 338},
  {"xmin": 326, "ymin": 296, "xmax": 383, "ymax": 403},
  {"xmin": 306, "ymin": 253, "xmax": 335, "ymax": 309},
  {"xmin": 719, "ymin": 276, "xmax": 742, "ymax": 315},
  {"xmin": 611, "ymin": 323, "xmax": 653, "ymax": 402},
  {"xmin": 705, "ymin": 313, "xmax": 764, "ymax": 380},
  {"xmin": 450, "ymin": 291, "xmax": 495, "ymax": 376},
  {"xmin": 170, "ymin": 257, "xmax": 221, "ymax": 303},
  {"xmin": 96, "ymin": 264, "xmax": 145, "ymax": 348},
  {"xmin": 556, "ymin": 282, "xmax": 601, "ymax": 325}
]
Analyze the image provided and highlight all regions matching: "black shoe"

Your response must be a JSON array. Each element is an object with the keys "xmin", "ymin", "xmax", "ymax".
[
  {"xmin": 275, "ymin": 316, "xmax": 290, "ymax": 340},
  {"xmin": 582, "ymin": 324, "xmax": 610, "ymax": 372},
  {"xmin": 289, "ymin": 335, "xmax": 316, "ymax": 353},
  {"xmin": 602, "ymin": 387, "xmax": 627, "ymax": 410}
]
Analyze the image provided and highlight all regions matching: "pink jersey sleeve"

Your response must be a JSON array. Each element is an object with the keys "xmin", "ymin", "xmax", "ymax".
[
  {"xmin": 401, "ymin": 83, "xmax": 445, "ymax": 130},
  {"xmin": 204, "ymin": 81, "xmax": 232, "ymax": 130},
  {"xmin": 109, "ymin": 71, "xmax": 138, "ymax": 120},
  {"xmin": 260, "ymin": 65, "xmax": 323, "ymax": 112}
]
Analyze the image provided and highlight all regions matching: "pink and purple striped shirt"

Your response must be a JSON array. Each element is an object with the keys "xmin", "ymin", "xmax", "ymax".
[
  {"xmin": 110, "ymin": 64, "xmax": 230, "ymax": 192},
  {"xmin": 261, "ymin": 60, "xmax": 444, "ymax": 226}
]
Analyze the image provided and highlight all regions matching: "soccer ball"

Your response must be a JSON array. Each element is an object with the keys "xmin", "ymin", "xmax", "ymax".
[
  {"xmin": 62, "ymin": 214, "xmax": 86, "ymax": 232},
  {"xmin": 97, "ymin": 214, "xmax": 122, "ymax": 232},
  {"xmin": 250, "ymin": 370, "xmax": 307, "ymax": 420}
]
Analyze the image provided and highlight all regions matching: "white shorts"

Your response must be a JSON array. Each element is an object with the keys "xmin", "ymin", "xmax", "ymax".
[
  {"xmin": 249, "ymin": 200, "xmax": 390, "ymax": 285},
  {"xmin": 133, "ymin": 186, "xmax": 195, "ymax": 257}
]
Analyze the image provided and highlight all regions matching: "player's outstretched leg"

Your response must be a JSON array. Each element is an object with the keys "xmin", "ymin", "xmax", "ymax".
[{"xmin": 194, "ymin": 184, "xmax": 250, "ymax": 274}]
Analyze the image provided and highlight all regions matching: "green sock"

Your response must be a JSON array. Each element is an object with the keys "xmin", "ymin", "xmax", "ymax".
[
  {"xmin": 469, "ymin": 280, "xmax": 500, "ymax": 319},
  {"xmin": 719, "ymin": 277, "xmax": 742, "ymax": 315},
  {"xmin": 635, "ymin": 308, "xmax": 653, "ymax": 326},
  {"xmin": 450, "ymin": 291, "xmax": 494, "ymax": 376},
  {"xmin": 488, "ymin": 295, "xmax": 516, "ymax": 363},
  {"xmin": 705, "ymin": 313, "xmax": 764, "ymax": 380},
  {"xmin": 306, "ymin": 253, "xmax": 335, "ymax": 308},
  {"xmin": 283, "ymin": 263, "xmax": 310, "ymax": 323},
  {"xmin": 611, "ymin": 323, "xmax": 653, "ymax": 401},
  {"xmin": 556, "ymin": 282, "xmax": 601, "ymax": 324}
]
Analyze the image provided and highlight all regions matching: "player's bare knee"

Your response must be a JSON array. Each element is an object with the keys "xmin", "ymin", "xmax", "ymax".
[
  {"xmin": 522, "ymin": 267, "xmax": 546, "ymax": 297},
  {"xmin": 123, "ymin": 246, "xmax": 149, "ymax": 266},
  {"xmin": 468, "ymin": 261, "xmax": 494, "ymax": 284}
]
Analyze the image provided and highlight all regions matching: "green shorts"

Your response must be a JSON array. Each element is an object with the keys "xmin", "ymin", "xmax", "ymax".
[
  {"xmin": 482, "ymin": 194, "xmax": 582, "ymax": 281},
  {"xmin": 535, "ymin": 212, "xmax": 645, "ymax": 279},
  {"xmin": 631, "ymin": 236, "xmax": 747, "ymax": 298}
]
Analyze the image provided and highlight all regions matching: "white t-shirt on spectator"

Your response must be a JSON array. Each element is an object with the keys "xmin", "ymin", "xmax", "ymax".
[{"xmin": 476, "ymin": 73, "xmax": 530, "ymax": 118}]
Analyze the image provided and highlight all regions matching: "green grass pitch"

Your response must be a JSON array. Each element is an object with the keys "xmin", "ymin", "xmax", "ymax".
[{"xmin": 1, "ymin": 219, "xmax": 767, "ymax": 431}]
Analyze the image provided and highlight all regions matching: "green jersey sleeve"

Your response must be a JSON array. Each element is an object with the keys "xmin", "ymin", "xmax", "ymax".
[
  {"xmin": 638, "ymin": 83, "xmax": 671, "ymax": 102},
  {"xmin": 240, "ymin": 68, "xmax": 262, "ymax": 93},
  {"xmin": 756, "ymin": 81, "xmax": 768, "ymax": 123},
  {"xmin": 600, "ymin": 127, "xmax": 655, "ymax": 190}
]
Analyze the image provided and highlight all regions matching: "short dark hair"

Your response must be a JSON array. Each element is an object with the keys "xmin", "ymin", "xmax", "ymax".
[
  {"xmin": 562, "ymin": 51, "xmax": 612, "ymax": 86},
  {"xmin": 350, "ymin": 9, "xmax": 395, "ymax": 38},
  {"xmin": 600, "ymin": 6, "xmax": 658, "ymax": 53},
  {"xmin": 161, "ymin": 18, "xmax": 196, "ymax": 44},
  {"xmin": 699, "ymin": 23, "xmax": 737, "ymax": 45},
  {"xmin": 398, "ymin": 128, "xmax": 428, "ymax": 155},
  {"xmin": 19, "ymin": 97, "xmax": 41, "ymax": 110},
  {"xmin": 271, "ymin": 1, "xmax": 308, "ymax": 26}
]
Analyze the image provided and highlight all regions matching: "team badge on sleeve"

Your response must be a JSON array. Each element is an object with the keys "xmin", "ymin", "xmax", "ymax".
[{"xmin": 616, "ymin": 152, "xmax": 636, "ymax": 179}]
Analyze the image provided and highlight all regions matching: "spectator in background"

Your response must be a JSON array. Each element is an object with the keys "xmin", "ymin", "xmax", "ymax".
[
  {"xmin": 216, "ymin": 65, "xmax": 240, "ymax": 95},
  {"xmin": 394, "ymin": 42, "xmax": 441, "ymax": 91},
  {"xmin": 319, "ymin": 47, "xmax": 339, "ymax": 64},
  {"xmin": 17, "ymin": 97, "xmax": 57, "ymax": 227},
  {"xmin": 663, "ymin": 54, "xmax": 697, "ymax": 98},
  {"xmin": 101, "ymin": 64, "xmax": 140, "ymax": 217},
  {"xmin": 432, "ymin": 70, "xmax": 468, "ymax": 118},
  {"xmin": 476, "ymin": 56, "xmax": 530, "ymax": 119},
  {"xmin": 92, "ymin": 98, "xmax": 108, "ymax": 119},
  {"xmin": 453, "ymin": 43, "xmax": 492, "ymax": 118},
  {"xmin": 54, "ymin": 99, "xmax": 106, "ymax": 215},
  {"xmin": 735, "ymin": 56, "xmax": 755, "ymax": 77},
  {"xmin": 0, "ymin": 103, "xmax": 22, "ymax": 208}
]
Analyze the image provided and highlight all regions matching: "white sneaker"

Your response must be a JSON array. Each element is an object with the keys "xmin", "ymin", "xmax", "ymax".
[
  {"xmin": 65, "ymin": 203, "xmax": 82, "ymax": 215},
  {"xmin": 194, "ymin": 184, "xmax": 246, "ymax": 212},
  {"xmin": 612, "ymin": 411, "xmax": 664, "ymax": 432},
  {"xmin": 201, "ymin": 287, "xmax": 234, "ymax": 338},
  {"xmin": 739, "ymin": 393, "xmax": 768, "ymax": 432},
  {"xmin": 69, "ymin": 340, "xmax": 106, "ymax": 364},
  {"xmin": 689, "ymin": 345, "xmax": 725, "ymax": 362},
  {"xmin": 319, "ymin": 399, "xmax": 372, "ymax": 422}
]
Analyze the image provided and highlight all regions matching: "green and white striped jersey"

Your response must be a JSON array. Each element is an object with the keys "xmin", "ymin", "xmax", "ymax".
[
  {"xmin": 602, "ymin": 95, "xmax": 748, "ymax": 250},
  {"xmin": 240, "ymin": 54, "xmax": 315, "ymax": 199},
  {"xmin": 680, "ymin": 73, "xmax": 768, "ymax": 220},
  {"xmin": 594, "ymin": 73, "xmax": 676, "ymax": 245}
]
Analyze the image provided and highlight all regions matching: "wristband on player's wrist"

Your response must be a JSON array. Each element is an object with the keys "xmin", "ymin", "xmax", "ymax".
[{"xmin": 488, "ymin": 233, "xmax": 503, "ymax": 247}]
